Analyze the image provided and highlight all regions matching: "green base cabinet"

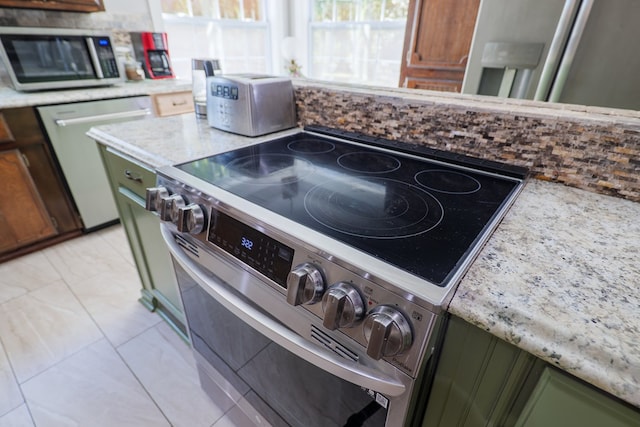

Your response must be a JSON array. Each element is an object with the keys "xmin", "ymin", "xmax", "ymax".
[
  {"xmin": 515, "ymin": 367, "xmax": 640, "ymax": 427},
  {"xmin": 98, "ymin": 145, "xmax": 187, "ymax": 338},
  {"xmin": 422, "ymin": 316, "xmax": 640, "ymax": 427},
  {"xmin": 421, "ymin": 315, "xmax": 544, "ymax": 427}
]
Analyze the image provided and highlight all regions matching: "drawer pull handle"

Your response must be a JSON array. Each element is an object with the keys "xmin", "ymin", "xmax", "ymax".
[
  {"xmin": 172, "ymin": 100, "xmax": 187, "ymax": 106},
  {"xmin": 124, "ymin": 169, "xmax": 143, "ymax": 183}
]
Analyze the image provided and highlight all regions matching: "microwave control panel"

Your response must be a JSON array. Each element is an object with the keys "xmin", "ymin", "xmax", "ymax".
[{"xmin": 90, "ymin": 37, "xmax": 119, "ymax": 78}]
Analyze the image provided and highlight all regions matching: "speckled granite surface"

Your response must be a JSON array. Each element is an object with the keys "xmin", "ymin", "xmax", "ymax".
[
  {"xmin": 87, "ymin": 114, "xmax": 301, "ymax": 169},
  {"xmin": 88, "ymin": 112, "xmax": 640, "ymax": 409},
  {"xmin": 450, "ymin": 179, "xmax": 640, "ymax": 409},
  {"xmin": 0, "ymin": 79, "xmax": 191, "ymax": 109}
]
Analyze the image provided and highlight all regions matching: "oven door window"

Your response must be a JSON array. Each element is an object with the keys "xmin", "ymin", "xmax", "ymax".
[
  {"xmin": 1, "ymin": 35, "xmax": 96, "ymax": 83},
  {"xmin": 174, "ymin": 260, "xmax": 388, "ymax": 427}
]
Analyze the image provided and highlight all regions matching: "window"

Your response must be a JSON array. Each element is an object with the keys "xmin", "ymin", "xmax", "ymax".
[
  {"xmin": 158, "ymin": 0, "xmax": 409, "ymax": 87},
  {"xmin": 308, "ymin": 0, "xmax": 409, "ymax": 87},
  {"xmin": 161, "ymin": 0, "xmax": 270, "ymax": 80}
]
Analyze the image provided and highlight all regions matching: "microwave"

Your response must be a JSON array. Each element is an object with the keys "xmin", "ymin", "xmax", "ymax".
[{"xmin": 0, "ymin": 27, "xmax": 122, "ymax": 91}]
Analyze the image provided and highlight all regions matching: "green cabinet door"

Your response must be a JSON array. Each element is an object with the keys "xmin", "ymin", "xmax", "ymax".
[
  {"xmin": 98, "ymin": 145, "xmax": 186, "ymax": 338},
  {"xmin": 515, "ymin": 367, "xmax": 640, "ymax": 427},
  {"xmin": 421, "ymin": 316, "xmax": 640, "ymax": 427}
]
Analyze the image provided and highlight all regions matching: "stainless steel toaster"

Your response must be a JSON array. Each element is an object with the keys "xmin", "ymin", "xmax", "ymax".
[{"xmin": 206, "ymin": 74, "xmax": 296, "ymax": 137}]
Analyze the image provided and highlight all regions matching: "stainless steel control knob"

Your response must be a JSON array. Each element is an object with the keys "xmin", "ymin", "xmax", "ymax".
[
  {"xmin": 167, "ymin": 195, "xmax": 186, "ymax": 224},
  {"xmin": 322, "ymin": 282, "xmax": 365, "ymax": 330},
  {"xmin": 177, "ymin": 203, "xmax": 206, "ymax": 234},
  {"xmin": 286, "ymin": 263, "xmax": 325, "ymax": 306},
  {"xmin": 145, "ymin": 187, "xmax": 169, "ymax": 212},
  {"xmin": 363, "ymin": 305, "xmax": 413, "ymax": 360}
]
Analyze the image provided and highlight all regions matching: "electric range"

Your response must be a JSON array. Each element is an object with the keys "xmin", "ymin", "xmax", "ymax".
[{"xmin": 149, "ymin": 126, "xmax": 526, "ymax": 426}]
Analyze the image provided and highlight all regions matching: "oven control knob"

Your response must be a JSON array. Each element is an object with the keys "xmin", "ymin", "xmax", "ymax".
[
  {"xmin": 363, "ymin": 305, "xmax": 413, "ymax": 360},
  {"xmin": 145, "ymin": 187, "xmax": 169, "ymax": 213},
  {"xmin": 321, "ymin": 282, "xmax": 364, "ymax": 330},
  {"xmin": 286, "ymin": 263, "xmax": 325, "ymax": 306},
  {"xmin": 177, "ymin": 204, "xmax": 206, "ymax": 234},
  {"xmin": 167, "ymin": 195, "xmax": 187, "ymax": 224},
  {"xmin": 157, "ymin": 194, "xmax": 177, "ymax": 222}
]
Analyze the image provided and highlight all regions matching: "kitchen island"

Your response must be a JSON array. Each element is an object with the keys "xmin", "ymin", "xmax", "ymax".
[{"xmin": 88, "ymin": 111, "xmax": 640, "ymax": 414}]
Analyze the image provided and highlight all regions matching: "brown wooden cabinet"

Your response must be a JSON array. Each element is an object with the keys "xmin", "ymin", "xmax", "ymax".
[
  {"xmin": 0, "ymin": 0, "xmax": 104, "ymax": 13},
  {"xmin": 0, "ymin": 150, "xmax": 57, "ymax": 253},
  {"xmin": 399, "ymin": 0, "xmax": 480, "ymax": 92},
  {"xmin": 0, "ymin": 108, "xmax": 82, "ymax": 262}
]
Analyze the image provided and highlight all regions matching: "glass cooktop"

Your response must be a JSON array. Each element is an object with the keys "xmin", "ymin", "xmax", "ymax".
[{"xmin": 176, "ymin": 128, "xmax": 524, "ymax": 287}]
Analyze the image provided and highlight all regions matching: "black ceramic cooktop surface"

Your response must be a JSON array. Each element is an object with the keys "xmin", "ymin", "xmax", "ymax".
[{"xmin": 176, "ymin": 129, "xmax": 523, "ymax": 286}]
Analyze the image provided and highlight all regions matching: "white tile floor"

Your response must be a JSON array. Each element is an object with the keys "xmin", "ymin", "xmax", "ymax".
[{"xmin": 0, "ymin": 225, "xmax": 252, "ymax": 427}]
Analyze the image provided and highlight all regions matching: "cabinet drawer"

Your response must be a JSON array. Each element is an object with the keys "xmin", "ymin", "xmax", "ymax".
[
  {"xmin": 151, "ymin": 91, "xmax": 194, "ymax": 117},
  {"xmin": 103, "ymin": 148, "xmax": 156, "ymax": 199}
]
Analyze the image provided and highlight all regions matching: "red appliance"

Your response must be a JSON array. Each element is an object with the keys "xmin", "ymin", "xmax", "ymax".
[{"xmin": 130, "ymin": 32, "xmax": 175, "ymax": 79}]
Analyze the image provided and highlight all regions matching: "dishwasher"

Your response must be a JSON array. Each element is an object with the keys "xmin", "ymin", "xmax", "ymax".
[{"xmin": 38, "ymin": 96, "xmax": 153, "ymax": 230}]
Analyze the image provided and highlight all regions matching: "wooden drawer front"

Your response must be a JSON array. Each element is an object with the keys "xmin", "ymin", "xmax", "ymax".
[
  {"xmin": 152, "ymin": 91, "xmax": 194, "ymax": 117},
  {"xmin": 104, "ymin": 148, "xmax": 156, "ymax": 199}
]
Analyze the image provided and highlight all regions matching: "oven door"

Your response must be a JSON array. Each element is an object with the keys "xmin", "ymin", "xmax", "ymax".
[{"xmin": 161, "ymin": 225, "xmax": 416, "ymax": 427}]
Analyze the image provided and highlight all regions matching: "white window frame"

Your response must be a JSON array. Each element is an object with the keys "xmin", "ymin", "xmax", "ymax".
[{"xmin": 149, "ymin": 0, "xmax": 407, "ymax": 85}]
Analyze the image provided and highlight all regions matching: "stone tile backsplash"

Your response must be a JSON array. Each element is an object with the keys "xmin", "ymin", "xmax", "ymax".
[{"xmin": 295, "ymin": 83, "xmax": 640, "ymax": 203}]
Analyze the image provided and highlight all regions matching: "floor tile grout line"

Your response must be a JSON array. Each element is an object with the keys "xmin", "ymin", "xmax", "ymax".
[
  {"xmin": 12, "ymin": 334, "xmax": 105, "ymax": 386},
  {"xmin": 95, "ymin": 224, "xmax": 139, "ymax": 267},
  {"xmin": 50, "ymin": 234, "xmax": 174, "ymax": 424},
  {"xmin": 0, "ymin": 337, "xmax": 28, "ymax": 419},
  {"xmin": 112, "ymin": 346, "xmax": 174, "ymax": 426}
]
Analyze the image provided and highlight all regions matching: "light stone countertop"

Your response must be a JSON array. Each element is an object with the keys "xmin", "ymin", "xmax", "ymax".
[
  {"xmin": 450, "ymin": 179, "xmax": 640, "ymax": 409},
  {"xmin": 87, "ymin": 114, "xmax": 301, "ymax": 169},
  {"xmin": 0, "ymin": 79, "xmax": 192, "ymax": 109},
  {"xmin": 88, "ymin": 113, "xmax": 640, "ymax": 409}
]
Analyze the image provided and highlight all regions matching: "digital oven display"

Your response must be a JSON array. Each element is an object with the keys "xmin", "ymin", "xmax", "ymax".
[{"xmin": 207, "ymin": 208, "xmax": 294, "ymax": 288}]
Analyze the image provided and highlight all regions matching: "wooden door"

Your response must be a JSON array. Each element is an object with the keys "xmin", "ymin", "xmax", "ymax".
[
  {"xmin": 399, "ymin": 0, "xmax": 480, "ymax": 92},
  {"xmin": 0, "ymin": 150, "xmax": 56, "ymax": 254}
]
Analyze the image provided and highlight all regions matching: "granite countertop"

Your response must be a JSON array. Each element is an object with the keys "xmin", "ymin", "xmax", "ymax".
[
  {"xmin": 0, "ymin": 79, "xmax": 192, "ymax": 109},
  {"xmin": 88, "ymin": 113, "xmax": 640, "ymax": 409}
]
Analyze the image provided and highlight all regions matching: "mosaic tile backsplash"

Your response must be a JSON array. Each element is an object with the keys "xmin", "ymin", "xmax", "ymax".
[{"xmin": 295, "ymin": 83, "xmax": 640, "ymax": 203}]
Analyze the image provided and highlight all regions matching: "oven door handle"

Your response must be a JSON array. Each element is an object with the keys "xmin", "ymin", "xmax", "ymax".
[{"xmin": 162, "ymin": 226, "xmax": 407, "ymax": 397}]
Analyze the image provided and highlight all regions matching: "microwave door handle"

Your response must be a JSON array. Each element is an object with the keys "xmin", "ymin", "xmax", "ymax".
[
  {"xmin": 85, "ymin": 37, "xmax": 104, "ymax": 79},
  {"xmin": 161, "ymin": 225, "xmax": 407, "ymax": 398}
]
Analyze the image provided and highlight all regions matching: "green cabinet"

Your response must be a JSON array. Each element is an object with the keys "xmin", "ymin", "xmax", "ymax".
[
  {"xmin": 515, "ymin": 367, "xmax": 640, "ymax": 427},
  {"xmin": 421, "ymin": 316, "xmax": 640, "ymax": 427},
  {"xmin": 98, "ymin": 145, "xmax": 186, "ymax": 338}
]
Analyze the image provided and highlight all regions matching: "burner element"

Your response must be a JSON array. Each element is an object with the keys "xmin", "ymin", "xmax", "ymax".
[
  {"xmin": 287, "ymin": 138, "xmax": 335, "ymax": 154},
  {"xmin": 338, "ymin": 152, "xmax": 401, "ymax": 174},
  {"xmin": 226, "ymin": 154, "xmax": 314, "ymax": 184},
  {"xmin": 415, "ymin": 170, "xmax": 481, "ymax": 194},
  {"xmin": 304, "ymin": 177, "xmax": 443, "ymax": 239}
]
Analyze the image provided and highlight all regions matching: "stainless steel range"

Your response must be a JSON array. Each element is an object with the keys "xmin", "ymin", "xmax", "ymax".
[{"xmin": 148, "ymin": 127, "xmax": 525, "ymax": 426}]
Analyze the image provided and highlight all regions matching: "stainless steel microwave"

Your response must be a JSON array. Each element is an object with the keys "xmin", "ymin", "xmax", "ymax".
[{"xmin": 0, "ymin": 27, "xmax": 123, "ymax": 91}]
